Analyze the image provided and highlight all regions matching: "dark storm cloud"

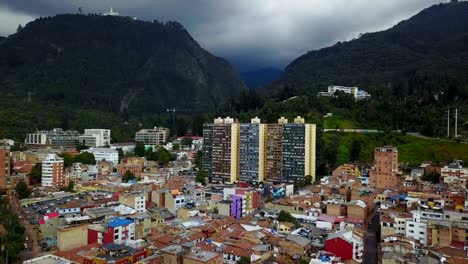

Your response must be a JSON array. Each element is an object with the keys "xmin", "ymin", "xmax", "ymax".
[{"xmin": 0, "ymin": 0, "xmax": 445, "ymax": 69}]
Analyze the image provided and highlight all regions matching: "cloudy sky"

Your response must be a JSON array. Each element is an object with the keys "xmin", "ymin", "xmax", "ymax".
[{"xmin": 0, "ymin": 0, "xmax": 446, "ymax": 71}]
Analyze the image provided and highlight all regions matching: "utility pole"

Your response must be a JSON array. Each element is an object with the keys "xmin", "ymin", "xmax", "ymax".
[
  {"xmin": 454, "ymin": 108, "xmax": 458, "ymax": 138},
  {"xmin": 446, "ymin": 108, "xmax": 450, "ymax": 138}
]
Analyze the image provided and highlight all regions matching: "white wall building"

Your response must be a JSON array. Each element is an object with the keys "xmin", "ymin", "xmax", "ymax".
[
  {"xmin": 25, "ymin": 128, "xmax": 80, "ymax": 146},
  {"xmin": 79, "ymin": 129, "xmax": 111, "ymax": 147},
  {"xmin": 135, "ymin": 127, "xmax": 170, "ymax": 146},
  {"xmin": 81, "ymin": 147, "xmax": 118, "ymax": 166},
  {"xmin": 318, "ymin": 85, "xmax": 371, "ymax": 100},
  {"xmin": 42, "ymin": 154, "xmax": 64, "ymax": 187},
  {"xmin": 405, "ymin": 220, "xmax": 427, "ymax": 246},
  {"xmin": 119, "ymin": 193, "xmax": 146, "ymax": 213}
]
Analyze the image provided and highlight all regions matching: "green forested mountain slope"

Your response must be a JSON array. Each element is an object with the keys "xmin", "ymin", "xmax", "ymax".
[{"xmin": 0, "ymin": 14, "xmax": 246, "ymax": 115}]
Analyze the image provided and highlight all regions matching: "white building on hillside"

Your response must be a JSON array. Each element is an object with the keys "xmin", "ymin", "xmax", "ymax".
[
  {"xmin": 79, "ymin": 129, "xmax": 111, "ymax": 147},
  {"xmin": 318, "ymin": 85, "xmax": 370, "ymax": 100},
  {"xmin": 81, "ymin": 148, "xmax": 118, "ymax": 166}
]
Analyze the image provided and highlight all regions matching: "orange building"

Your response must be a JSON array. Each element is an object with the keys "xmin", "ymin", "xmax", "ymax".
[
  {"xmin": 369, "ymin": 146, "xmax": 398, "ymax": 189},
  {"xmin": 0, "ymin": 146, "xmax": 11, "ymax": 189}
]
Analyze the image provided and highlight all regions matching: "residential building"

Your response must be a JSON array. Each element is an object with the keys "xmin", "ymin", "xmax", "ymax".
[
  {"xmin": 239, "ymin": 117, "xmax": 265, "ymax": 183},
  {"xmin": 405, "ymin": 220, "xmax": 428, "ymax": 246},
  {"xmin": 42, "ymin": 154, "xmax": 65, "ymax": 188},
  {"xmin": 202, "ymin": 123, "xmax": 213, "ymax": 179},
  {"xmin": 23, "ymin": 255, "xmax": 77, "ymax": 264},
  {"xmin": 264, "ymin": 121, "xmax": 284, "ymax": 182},
  {"xmin": 117, "ymin": 160, "xmax": 143, "ymax": 177},
  {"xmin": 88, "ymin": 217, "xmax": 136, "ymax": 245},
  {"xmin": 161, "ymin": 244, "xmax": 223, "ymax": 264},
  {"xmin": 0, "ymin": 146, "xmax": 11, "ymax": 189},
  {"xmin": 325, "ymin": 230, "xmax": 364, "ymax": 263},
  {"xmin": 210, "ymin": 117, "xmax": 239, "ymax": 183},
  {"xmin": 369, "ymin": 146, "xmax": 399, "ymax": 189},
  {"xmin": 81, "ymin": 148, "xmax": 118, "ymax": 166},
  {"xmin": 57, "ymin": 224, "xmax": 88, "ymax": 251},
  {"xmin": 223, "ymin": 187, "xmax": 260, "ymax": 217},
  {"xmin": 79, "ymin": 129, "xmax": 111, "ymax": 147},
  {"xmin": 119, "ymin": 192, "xmax": 146, "ymax": 213},
  {"xmin": 281, "ymin": 116, "xmax": 316, "ymax": 183},
  {"xmin": 25, "ymin": 128, "xmax": 80, "ymax": 146},
  {"xmin": 135, "ymin": 126, "xmax": 170, "ymax": 146},
  {"xmin": 441, "ymin": 162, "xmax": 467, "ymax": 184},
  {"xmin": 332, "ymin": 164, "xmax": 361, "ymax": 178},
  {"xmin": 203, "ymin": 116, "xmax": 316, "ymax": 183},
  {"xmin": 82, "ymin": 243, "xmax": 147, "ymax": 264}
]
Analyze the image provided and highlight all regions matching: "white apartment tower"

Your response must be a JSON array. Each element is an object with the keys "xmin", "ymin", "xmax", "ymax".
[{"xmin": 42, "ymin": 154, "xmax": 65, "ymax": 188}]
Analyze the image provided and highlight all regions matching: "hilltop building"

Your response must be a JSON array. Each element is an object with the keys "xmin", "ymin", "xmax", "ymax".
[{"xmin": 318, "ymin": 85, "xmax": 370, "ymax": 100}]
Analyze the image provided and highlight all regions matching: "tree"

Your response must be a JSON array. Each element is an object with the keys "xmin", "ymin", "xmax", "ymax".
[
  {"xmin": 173, "ymin": 143, "xmax": 180, "ymax": 151},
  {"xmin": 180, "ymin": 137, "xmax": 193, "ymax": 146},
  {"xmin": 194, "ymin": 150, "xmax": 203, "ymax": 169},
  {"xmin": 122, "ymin": 170, "xmax": 136, "ymax": 183},
  {"xmin": 75, "ymin": 152, "xmax": 96, "ymax": 165},
  {"xmin": 195, "ymin": 170, "xmax": 207, "ymax": 186},
  {"xmin": 15, "ymin": 180, "xmax": 30, "ymax": 199},
  {"xmin": 422, "ymin": 171, "xmax": 440, "ymax": 183},
  {"xmin": 277, "ymin": 210, "xmax": 295, "ymax": 223},
  {"xmin": 237, "ymin": 256, "xmax": 251, "ymax": 264},
  {"xmin": 145, "ymin": 149, "xmax": 158, "ymax": 161},
  {"xmin": 349, "ymin": 138, "xmax": 361, "ymax": 162},
  {"xmin": 157, "ymin": 147, "xmax": 171, "ymax": 166},
  {"xmin": 58, "ymin": 152, "xmax": 74, "ymax": 167},
  {"xmin": 16, "ymin": 24, "xmax": 23, "ymax": 33},
  {"xmin": 117, "ymin": 148, "xmax": 124, "ymax": 163},
  {"xmin": 294, "ymin": 179, "xmax": 306, "ymax": 190},
  {"xmin": 304, "ymin": 175, "xmax": 313, "ymax": 185},
  {"xmin": 134, "ymin": 141, "xmax": 146, "ymax": 157},
  {"xmin": 29, "ymin": 163, "xmax": 42, "ymax": 180},
  {"xmin": 67, "ymin": 181, "xmax": 75, "ymax": 192}
]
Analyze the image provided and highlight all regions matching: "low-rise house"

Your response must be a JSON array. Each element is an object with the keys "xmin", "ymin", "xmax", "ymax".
[{"xmin": 324, "ymin": 230, "xmax": 364, "ymax": 263}]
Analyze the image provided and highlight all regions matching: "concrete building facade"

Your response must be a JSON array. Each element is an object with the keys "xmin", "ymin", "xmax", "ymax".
[
  {"xmin": 135, "ymin": 126, "xmax": 170, "ymax": 146},
  {"xmin": 79, "ymin": 129, "xmax": 111, "ymax": 147}
]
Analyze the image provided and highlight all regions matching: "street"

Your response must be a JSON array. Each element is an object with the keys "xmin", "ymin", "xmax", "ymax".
[
  {"xmin": 364, "ymin": 209, "xmax": 379, "ymax": 264},
  {"xmin": 10, "ymin": 194, "xmax": 41, "ymax": 262}
]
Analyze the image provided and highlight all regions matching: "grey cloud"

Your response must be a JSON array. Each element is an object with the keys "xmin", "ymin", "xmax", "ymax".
[{"xmin": 0, "ymin": 0, "xmax": 445, "ymax": 70}]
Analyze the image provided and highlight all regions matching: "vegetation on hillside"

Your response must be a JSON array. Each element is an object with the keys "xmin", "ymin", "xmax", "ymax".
[
  {"xmin": 0, "ymin": 14, "xmax": 245, "ymax": 116},
  {"xmin": 0, "ymin": 194, "xmax": 25, "ymax": 263}
]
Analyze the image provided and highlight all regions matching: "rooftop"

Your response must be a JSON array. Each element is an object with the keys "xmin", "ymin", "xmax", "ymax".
[
  {"xmin": 23, "ymin": 255, "xmax": 76, "ymax": 264},
  {"xmin": 107, "ymin": 217, "xmax": 134, "ymax": 228}
]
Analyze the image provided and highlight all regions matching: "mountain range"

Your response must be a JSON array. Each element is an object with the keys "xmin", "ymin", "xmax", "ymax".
[
  {"xmin": 270, "ymin": 1, "xmax": 468, "ymax": 100},
  {"xmin": 0, "ymin": 1, "xmax": 467, "ymax": 139},
  {"xmin": 0, "ymin": 14, "xmax": 245, "ymax": 115}
]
